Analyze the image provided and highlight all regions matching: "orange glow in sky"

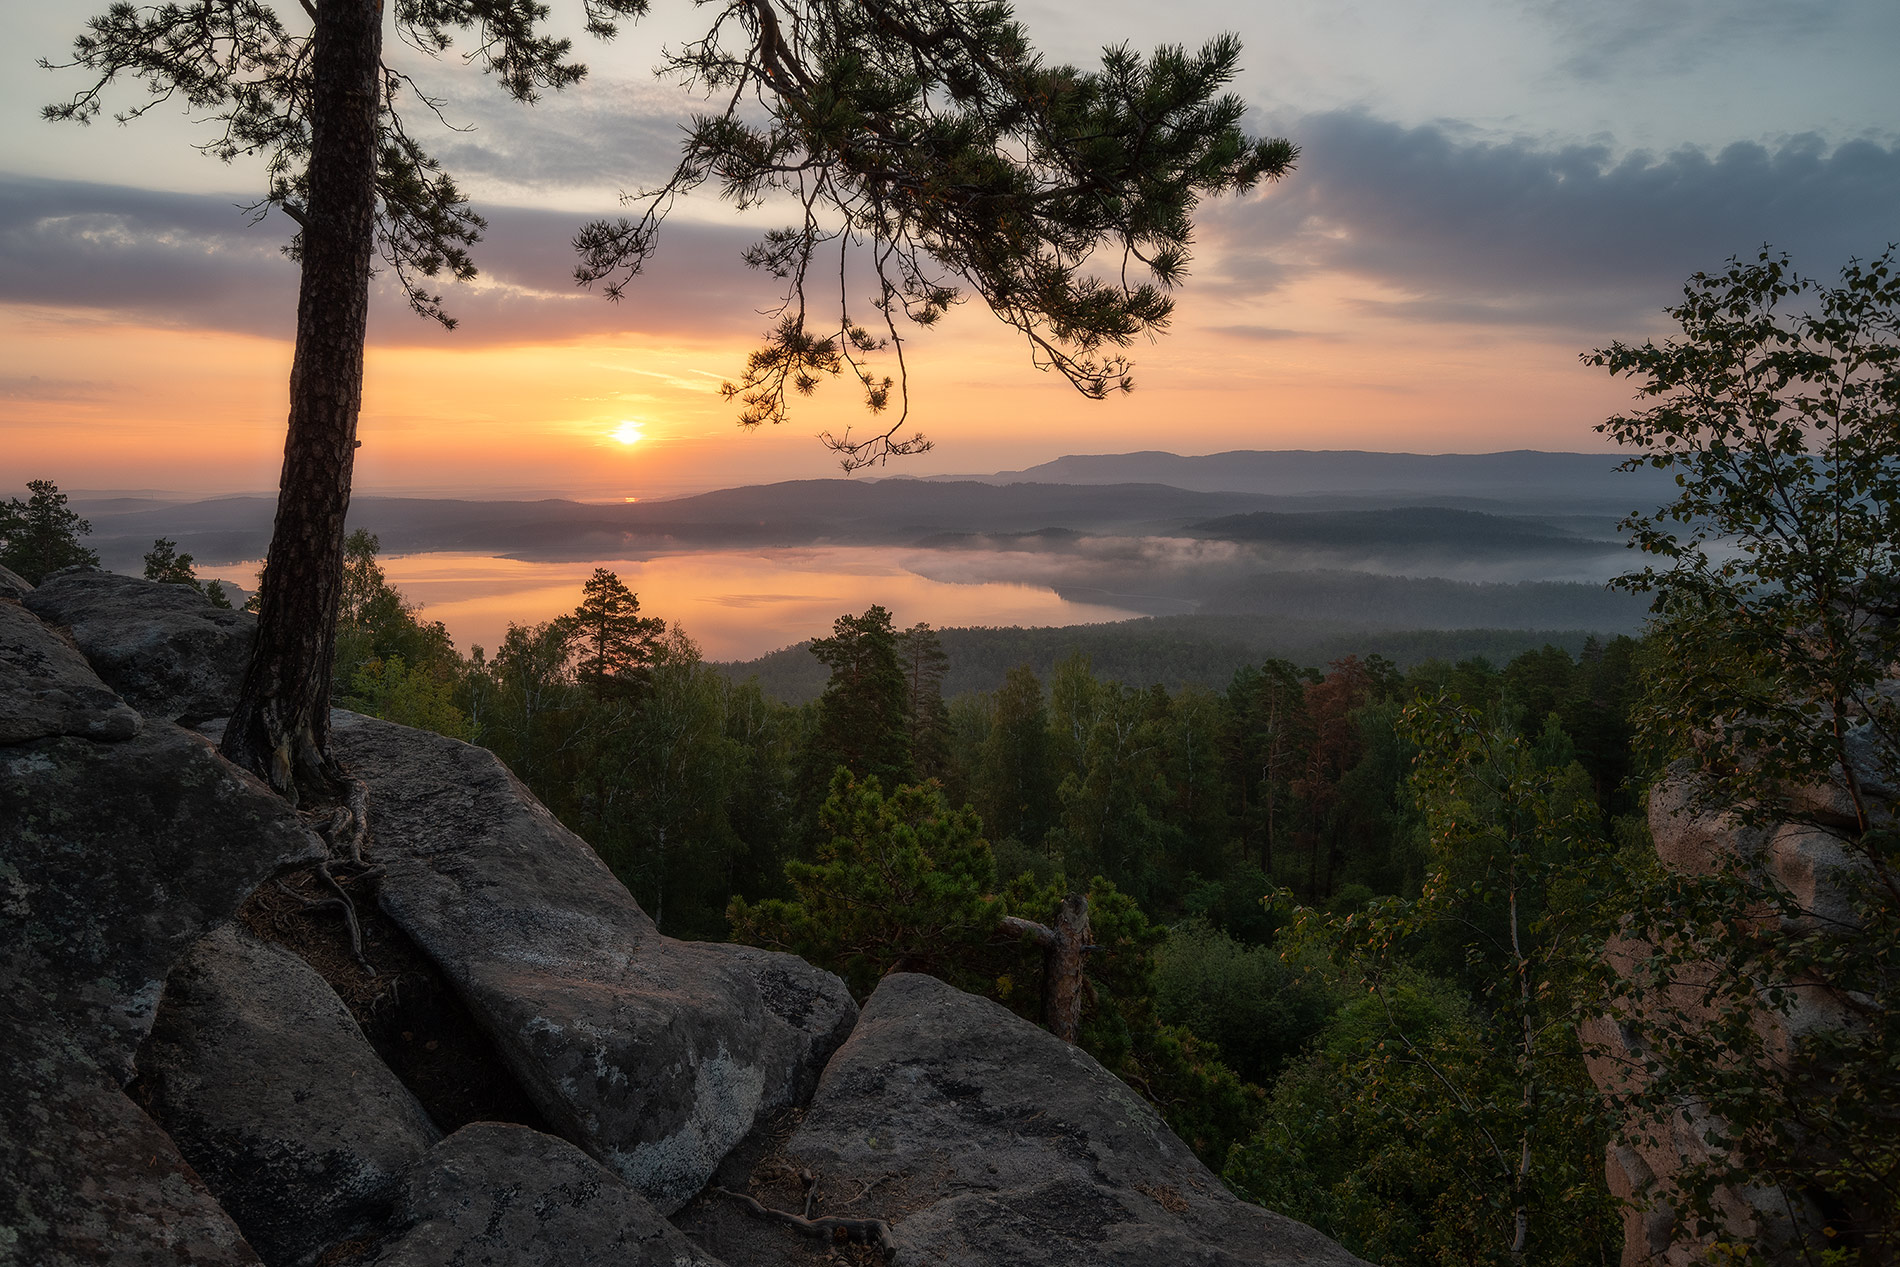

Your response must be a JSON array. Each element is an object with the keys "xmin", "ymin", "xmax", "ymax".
[{"xmin": 1, "ymin": 283, "xmax": 1634, "ymax": 499}]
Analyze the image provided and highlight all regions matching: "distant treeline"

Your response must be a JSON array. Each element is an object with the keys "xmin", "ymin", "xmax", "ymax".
[
  {"xmin": 720, "ymin": 610, "xmax": 1634, "ymax": 705},
  {"xmin": 1187, "ymin": 506, "xmax": 1618, "ymax": 553},
  {"xmin": 1191, "ymin": 570, "xmax": 1647, "ymax": 625}
]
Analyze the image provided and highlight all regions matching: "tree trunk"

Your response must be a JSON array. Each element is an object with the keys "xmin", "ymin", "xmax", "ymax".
[
  {"xmin": 220, "ymin": 0, "xmax": 383, "ymax": 800},
  {"xmin": 1043, "ymin": 893, "xmax": 1091, "ymax": 1043},
  {"xmin": 1001, "ymin": 893, "xmax": 1091, "ymax": 1044}
]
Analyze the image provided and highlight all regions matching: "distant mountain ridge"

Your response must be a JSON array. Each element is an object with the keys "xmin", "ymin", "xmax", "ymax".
[{"xmin": 929, "ymin": 448, "xmax": 1670, "ymax": 505}]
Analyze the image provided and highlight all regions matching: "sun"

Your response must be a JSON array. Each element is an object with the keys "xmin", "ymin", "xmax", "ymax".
[{"xmin": 610, "ymin": 420, "xmax": 645, "ymax": 446}]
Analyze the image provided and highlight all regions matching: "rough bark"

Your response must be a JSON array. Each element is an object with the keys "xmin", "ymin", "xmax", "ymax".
[
  {"xmin": 1044, "ymin": 892, "xmax": 1091, "ymax": 1044},
  {"xmin": 220, "ymin": 0, "xmax": 383, "ymax": 800}
]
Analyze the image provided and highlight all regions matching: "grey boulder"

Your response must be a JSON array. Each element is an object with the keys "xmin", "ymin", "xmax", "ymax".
[
  {"xmin": 0, "ymin": 720, "xmax": 323, "ymax": 1080},
  {"xmin": 741, "ymin": 972, "xmax": 1368, "ymax": 1267},
  {"xmin": 0, "ymin": 985, "xmax": 263, "ymax": 1267},
  {"xmin": 0, "ymin": 561, "xmax": 31, "ymax": 600},
  {"xmin": 137, "ymin": 926, "xmax": 443, "ymax": 1267},
  {"xmin": 24, "ymin": 568, "xmax": 254, "ymax": 724},
  {"xmin": 374, "ymin": 1123, "xmax": 727, "ymax": 1267},
  {"xmin": 0, "ymin": 598, "xmax": 141, "ymax": 743},
  {"xmin": 329, "ymin": 711, "xmax": 858, "ymax": 1213}
]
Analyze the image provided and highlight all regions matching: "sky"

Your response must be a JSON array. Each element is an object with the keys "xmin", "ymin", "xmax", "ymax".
[{"xmin": 2, "ymin": 0, "xmax": 1897, "ymax": 499}]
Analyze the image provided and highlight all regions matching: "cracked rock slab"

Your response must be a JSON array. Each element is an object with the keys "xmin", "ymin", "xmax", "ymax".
[
  {"xmin": 374, "ymin": 1122, "xmax": 727, "ymax": 1267},
  {"xmin": 329, "ymin": 711, "xmax": 858, "ymax": 1213},
  {"xmin": 769, "ymin": 973, "xmax": 1369, "ymax": 1267},
  {"xmin": 137, "ymin": 926, "xmax": 443, "ymax": 1267},
  {"xmin": 0, "ymin": 985, "xmax": 262, "ymax": 1267},
  {"xmin": 0, "ymin": 562, "xmax": 31, "ymax": 600},
  {"xmin": 0, "ymin": 721, "xmax": 324, "ymax": 1080},
  {"xmin": 0, "ymin": 598, "xmax": 141, "ymax": 744},
  {"xmin": 24, "ymin": 568, "xmax": 254, "ymax": 725}
]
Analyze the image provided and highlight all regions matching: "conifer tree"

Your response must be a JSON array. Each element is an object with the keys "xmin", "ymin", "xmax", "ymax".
[
  {"xmin": 897, "ymin": 621, "xmax": 951, "ymax": 781},
  {"xmin": 142, "ymin": 537, "xmax": 198, "ymax": 585},
  {"xmin": 143, "ymin": 536, "xmax": 234, "ymax": 606},
  {"xmin": 806, "ymin": 605, "xmax": 913, "ymax": 792},
  {"xmin": 977, "ymin": 664, "xmax": 1056, "ymax": 849},
  {"xmin": 1224, "ymin": 658, "xmax": 1311, "ymax": 875},
  {"xmin": 570, "ymin": 568, "xmax": 665, "ymax": 701},
  {"xmin": 576, "ymin": 8, "xmax": 1295, "ymax": 469},
  {"xmin": 0, "ymin": 480, "xmax": 100, "ymax": 584}
]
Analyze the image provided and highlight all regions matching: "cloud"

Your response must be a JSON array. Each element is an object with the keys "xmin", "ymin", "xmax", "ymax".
[
  {"xmin": 1204, "ymin": 324, "xmax": 1338, "ymax": 343},
  {"xmin": 0, "ymin": 177, "xmax": 294, "ymax": 333},
  {"xmin": 406, "ymin": 74, "xmax": 703, "ymax": 195},
  {"xmin": 0, "ymin": 374, "xmax": 108, "ymax": 401},
  {"xmin": 379, "ymin": 201, "xmax": 787, "ymax": 347},
  {"xmin": 1205, "ymin": 112, "xmax": 1900, "ymax": 336},
  {"xmin": 0, "ymin": 172, "xmax": 823, "ymax": 347},
  {"xmin": 12, "ymin": 108, "xmax": 1899, "ymax": 353},
  {"xmin": 1528, "ymin": 0, "xmax": 1861, "ymax": 81}
]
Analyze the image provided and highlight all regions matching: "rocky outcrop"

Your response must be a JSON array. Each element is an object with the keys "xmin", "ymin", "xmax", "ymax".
[
  {"xmin": 1, "ymin": 596, "xmax": 142, "ymax": 743},
  {"xmin": 1646, "ymin": 767, "xmax": 1878, "ymax": 897},
  {"xmin": 0, "ymin": 984, "xmax": 263, "ymax": 1267},
  {"xmin": 329, "ymin": 710, "xmax": 859, "ymax": 1213},
  {"xmin": 137, "ymin": 926, "xmax": 443, "ymax": 1266},
  {"xmin": 1, "ymin": 657, "xmax": 322, "ymax": 1081},
  {"xmin": 24, "ymin": 568, "xmax": 253, "ymax": 724},
  {"xmin": 1588, "ymin": 754, "xmax": 1890, "ymax": 1265},
  {"xmin": 374, "ymin": 1123, "xmax": 727, "ymax": 1267},
  {"xmin": 0, "ymin": 561, "xmax": 32, "ymax": 600},
  {"xmin": 1, "ymin": 585, "xmax": 311, "ymax": 1261},
  {"xmin": 682, "ymin": 972, "xmax": 1368, "ymax": 1267}
]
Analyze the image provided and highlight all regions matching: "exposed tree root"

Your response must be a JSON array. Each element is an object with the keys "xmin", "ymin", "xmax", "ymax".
[
  {"xmin": 322, "ymin": 771, "xmax": 372, "ymax": 866},
  {"xmin": 713, "ymin": 1185, "xmax": 897, "ymax": 1258},
  {"xmin": 276, "ymin": 764, "xmax": 382, "ymax": 974},
  {"xmin": 276, "ymin": 858, "xmax": 382, "ymax": 977}
]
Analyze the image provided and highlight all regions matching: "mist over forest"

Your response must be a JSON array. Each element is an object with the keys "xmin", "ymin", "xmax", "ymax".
[{"xmin": 68, "ymin": 448, "xmax": 1658, "ymax": 686}]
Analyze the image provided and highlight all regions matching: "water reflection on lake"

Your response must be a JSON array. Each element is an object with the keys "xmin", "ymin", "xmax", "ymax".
[{"xmin": 211, "ymin": 547, "xmax": 1146, "ymax": 662}]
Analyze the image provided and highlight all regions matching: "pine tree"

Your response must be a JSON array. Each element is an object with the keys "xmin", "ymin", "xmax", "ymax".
[
  {"xmin": 1224, "ymin": 659, "xmax": 1312, "ymax": 877},
  {"xmin": 805, "ymin": 605, "xmax": 913, "ymax": 793},
  {"xmin": 570, "ymin": 568, "xmax": 665, "ymax": 701},
  {"xmin": 897, "ymin": 621, "xmax": 951, "ymax": 782},
  {"xmin": 0, "ymin": 480, "xmax": 100, "ymax": 584},
  {"xmin": 576, "ymin": 13, "xmax": 1296, "ymax": 469},
  {"xmin": 976, "ymin": 664, "xmax": 1055, "ymax": 850},
  {"xmin": 142, "ymin": 537, "xmax": 198, "ymax": 585},
  {"xmin": 143, "ymin": 536, "xmax": 234, "ymax": 606}
]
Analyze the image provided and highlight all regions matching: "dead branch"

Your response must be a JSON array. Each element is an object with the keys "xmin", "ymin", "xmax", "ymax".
[{"xmin": 713, "ymin": 1185, "xmax": 897, "ymax": 1257}]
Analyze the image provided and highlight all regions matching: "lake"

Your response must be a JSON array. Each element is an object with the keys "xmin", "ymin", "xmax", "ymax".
[{"xmin": 206, "ymin": 546, "xmax": 1148, "ymax": 662}]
